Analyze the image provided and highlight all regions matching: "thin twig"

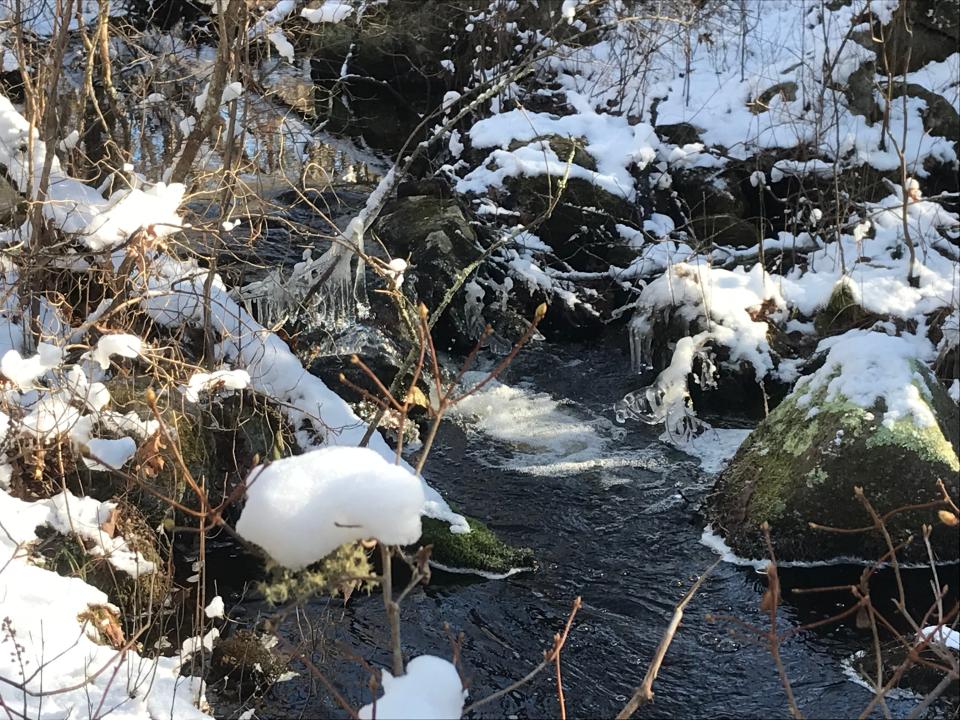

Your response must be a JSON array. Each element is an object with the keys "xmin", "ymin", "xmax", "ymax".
[{"xmin": 617, "ymin": 560, "xmax": 721, "ymax": 719}]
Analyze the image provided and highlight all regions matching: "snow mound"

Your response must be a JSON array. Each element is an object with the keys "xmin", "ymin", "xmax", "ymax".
[
  {"xmin": 236, "ymin": 447, "xmax": 426, "ymax": 569},
  {"xmin": 795, "ymin": 330, "xmax": 937, "ymax": 429},
  {"xmin": 458, "ymin": 107, "xmax": 657, "ymax": 197},
  {"xmin": 918, "ymin": 626, "xmax": 960, "ymax": 652},
  {"xmin": 358, "ymin": 655, "xmax": 466, "ymax": 720}
]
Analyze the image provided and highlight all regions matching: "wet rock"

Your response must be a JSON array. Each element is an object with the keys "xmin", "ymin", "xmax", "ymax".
[
  {"xmin": 749, "ymin": 82, "xmax": 798, "ymax": 114},
  {"xmin": 708, "ymin": 363, "xmax": 960, "ymax": 563},
  {"xmin": 419, "ymin": 516, "xmax": 535, "ymax": 578},
  {"xmin": 655, "ymin": 122, "xmax": 701, "ymax": 146},
  {"xmin": 375, "ymin": 194, "xmax": 483, "ymax": 349},
  {"xmin": 506, "ymin": 168, "xmax": 641, "ymax": 272}
]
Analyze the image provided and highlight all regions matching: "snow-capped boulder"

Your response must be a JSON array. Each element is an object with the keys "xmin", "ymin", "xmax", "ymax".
[{"xmin": 707, "ymin": 332, "xmax": 960, "ymax": 564}]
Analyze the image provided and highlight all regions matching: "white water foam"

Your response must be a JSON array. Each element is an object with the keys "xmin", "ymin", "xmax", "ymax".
[
  {"xmin": 448, "ymin": 372, "xmax": 609, "ymax": 470},
  {"xmin": 700, "ymin": 526, "xmax": 959, "ymax": 569}
]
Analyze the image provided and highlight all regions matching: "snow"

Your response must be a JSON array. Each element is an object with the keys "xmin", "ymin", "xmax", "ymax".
[
  {"xmin": 85, "ymin": 333, "xmax": 142, "ymax": 370},
  {"xmin": 268, "ymin": 29, "xmax": 295, "ymax": 63},
  {"xmin": 205, "ymin": 595, "xmax": 226, "ymax": 619},
  {"xmin": 83, "ymin": 436, "xmax": 137, "ymax": 471},
  {"xmin": 221, "ymin": 81, "xmax": 244, "ymax": 103},
  {"xmin": 458, "ymin": 107, "xmax": 657, "ymax": 198},
  {"xmin": 142, "ymin": 253, "xmax": 466, "ymax": 532},
  {"xmin": 681, "ymin": 428, "xmax": 752, "ymax": 474},
  {"xmin": 918, "ymin": 626, "xmax": 960, "ymax": 652},
  {"xmin": 235, "ymin": 447, "xmax": 426, "ymax": 570},
  {"xmin": 0, "ymin": 479, "xmax": 207, "ymax": 719},
  {"xmin": 794, "ymin": 330, "xmax": 938, "ymax": 429},
  {"xmin": 301, "ymin": 1, "xmax": 353, "ymax": 24},
  {"xmin": 183, "ymin": 368, "xmax": 251, "ymax": 403},
  {"xmin": 561, "ymin": 0, "xmax": 581, "ymax": 22},
  {"xmin": 358, "ymin": 655, "xmax": 466, "ymax": 720},
  {"xmin": 630, "ymin": 262, "xmax": 786, "ymax": 378},
  {"xmin": 1, "ymin": 342, "xmax": 63, "ymax": 390}
]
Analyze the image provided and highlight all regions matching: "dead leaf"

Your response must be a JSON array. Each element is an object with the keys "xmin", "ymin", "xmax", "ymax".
[
  {"xmin": 938, "ymin": 510, "xmax": 958, "ymax": 527},
  {"xmin": 135, "ymin": 432, "xmax": 167, "ymax": 478},
  {"xmin": 100, "ymin": 507, "xmax": 119, "ymax": 538},
  {"xmin": 405, "ymin": 386, "xmax": 429, "ymax": 408},
  {"xmin": 79, "ymin": 605, "xmax": 126, "ymax": 649}
]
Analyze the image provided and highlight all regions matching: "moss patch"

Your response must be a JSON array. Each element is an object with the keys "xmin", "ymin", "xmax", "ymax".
[
  {"xmin": 420, "ymin": 516, "xmax": 535, "ymax": 576},
  {"xmin": 259, "ymin": 541, "xmax": 375, "ymax": 604}
]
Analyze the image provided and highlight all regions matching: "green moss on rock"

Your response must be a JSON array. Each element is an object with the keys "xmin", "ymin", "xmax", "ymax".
[
  {"xmin": 420, "ymin": 516, "xmax": 535, "ymax": 577},
  {"xmin": 867, "ymin": 419, "xmax": 960, "ymax": 470},
  {"xmin": 708, "ymin": 368, "xmax": 960, "ymax": 563}
]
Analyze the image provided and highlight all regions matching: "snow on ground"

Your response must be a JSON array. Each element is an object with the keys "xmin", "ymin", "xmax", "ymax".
[
  {"xmin": 0, "ymin": 487, "xmax": 210, "ymax": 719},
  {"xmin": 550, "ymin": 0, "xmax": 956, "ymax": 175},
  {"xmin": 236, "ymin": 447, "xmax": 426, "ymax": 569},
  {"xmin": 358, "ymin": 655, "xmax": 466, "ymax": 720}
]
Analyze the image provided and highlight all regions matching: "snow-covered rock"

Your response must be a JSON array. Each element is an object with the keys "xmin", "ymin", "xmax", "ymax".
[{"xmin": 708, "ymin": 331, "xmax": 960, "ymax": 563}]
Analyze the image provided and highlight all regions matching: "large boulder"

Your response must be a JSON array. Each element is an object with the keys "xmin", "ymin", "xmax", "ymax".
[{"xmin": 708, "ymin": 334, "xmax": 960, "ymax": 563}]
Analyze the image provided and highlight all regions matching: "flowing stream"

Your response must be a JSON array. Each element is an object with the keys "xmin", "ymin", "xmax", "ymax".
[{"xmin": 205, "ymin": 334, "xmax": 957, "ymax": 719}]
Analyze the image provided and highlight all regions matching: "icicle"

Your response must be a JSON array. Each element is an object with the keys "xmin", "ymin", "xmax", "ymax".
[
  {"xmin": 628, "ymin": 315, "xmax": 653, "ymax": 372},
  {"xmin": 616, "ymin": 332, "xmax": 712, "ymax": 445}
]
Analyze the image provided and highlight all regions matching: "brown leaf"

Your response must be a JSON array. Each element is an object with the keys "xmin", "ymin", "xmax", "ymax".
[
  {"xmin": 100, "ymin": 507, "xmax": 119, "ymax": 538},
  {"xmin": 78, "ymin": 605, "xmax": 126, "ymax": 649},
  {"xmin": 938, "ymin": 510, "xmax": 959, "ymax": 527},
  {"xmin": 406, "ymin": 386, "xmax": 429, "ymax": 408},
  {"xmin": 135, "ymin": 432, "xmax": 167, "ymax": 478}
]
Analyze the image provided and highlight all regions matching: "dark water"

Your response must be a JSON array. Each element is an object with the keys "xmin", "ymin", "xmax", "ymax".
[{"xmin": 207, "ymin": 338, "xmax": 957, "ymax": 719}]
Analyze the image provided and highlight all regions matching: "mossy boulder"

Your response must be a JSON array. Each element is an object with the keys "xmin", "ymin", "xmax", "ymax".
[
  {"xmin": 419, "ymin": 516, "xmax": 535, "ymax": 578},
  {"xmin": 92, "ymin": 377, "xmax": 290, "ymax": 527},
  {"xmin": 707, "ymin": 364, "xmax": 960, "ymax": 563}
]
